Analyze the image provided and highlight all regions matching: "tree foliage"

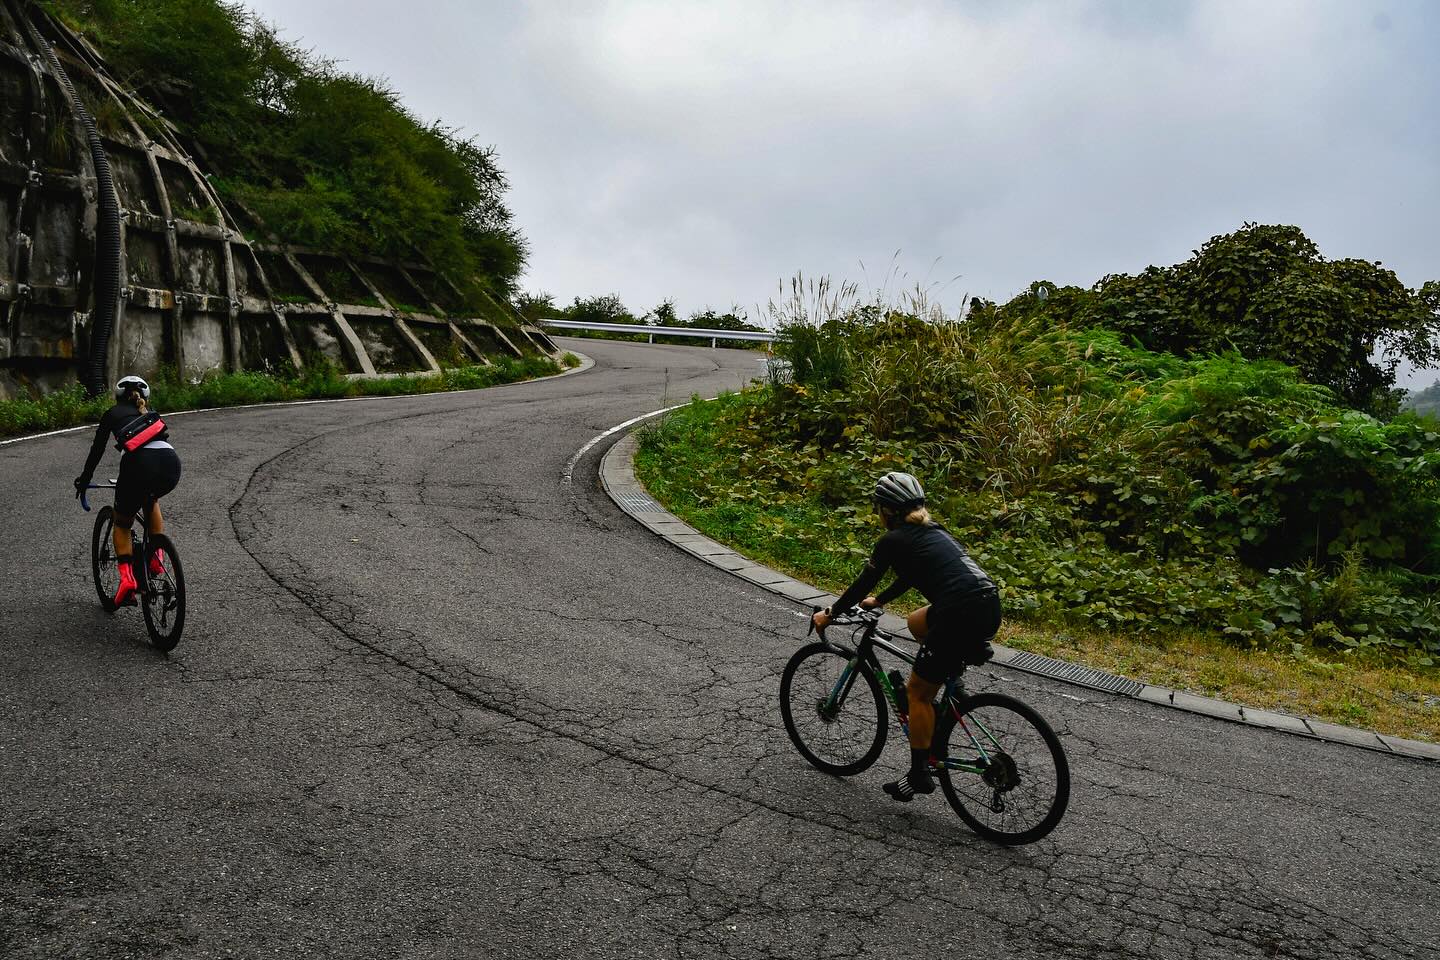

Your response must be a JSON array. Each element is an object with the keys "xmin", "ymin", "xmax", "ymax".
[
  {"xmin": 42, "ymin": 0, "xmax": 526, "ymax": 302},
  {"xmin": 972, "ymin": 224, "xmax": 1440, "ymax": 415},
  {"xmin": 1405, "ymin": 379, "xmax": 1440, "ymax": 419}
]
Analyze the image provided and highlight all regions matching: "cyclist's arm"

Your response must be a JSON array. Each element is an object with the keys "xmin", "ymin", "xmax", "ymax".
[
  {"xmin": 831, "ymin": 561, "xmax": 883, "ymax": 615},
  {"xmin": 78, "ymin": 411, "xmax": 112, "ymax": 481},
  {"xmin": 831, "ymin": 531, "xmax": 902, "ymax": 613},
  {"xmin": 873, "ymin": 578, "xmax": 911, "ymax": 608}
]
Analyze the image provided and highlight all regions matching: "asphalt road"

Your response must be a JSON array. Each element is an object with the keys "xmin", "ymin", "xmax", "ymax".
[{"xmin": 2, "ymin": 338, "xmax": 1436, "ymax": 960}]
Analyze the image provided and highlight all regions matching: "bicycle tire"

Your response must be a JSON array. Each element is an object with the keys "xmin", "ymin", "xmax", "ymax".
[
  {"xmin": 141, "ymin": 534, "xmax": 186, "ymax": 652},
  {"xmin": 90, "ymin": 506, "xmax": 118, "ymax": 612},
  {"xmin": 934, "ymin": 691, "xmax": 1069, "ymax": 845},
  {"xmin": 780, "ymin": 642, "xmax": 888, "ymax": 776}
]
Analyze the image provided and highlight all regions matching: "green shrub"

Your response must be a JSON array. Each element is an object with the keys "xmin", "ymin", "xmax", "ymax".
[{"xmin": 634, "ymin": 267, "xmax": 1440, "ymax": 660}]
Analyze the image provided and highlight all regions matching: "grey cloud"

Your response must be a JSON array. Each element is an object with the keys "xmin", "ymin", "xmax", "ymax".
[{"xmin": 242, "ymin": 0, "xmax": 1439, "ymax": 384}]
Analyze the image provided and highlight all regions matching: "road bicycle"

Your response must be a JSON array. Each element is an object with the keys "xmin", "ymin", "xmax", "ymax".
[
  {"xmin": 780, "ymin": 607, "xmax": 1069, "ymax": 844},
  {"xmin": 81, "ymin": 482, "xmax": 186, "ymax": 651}
]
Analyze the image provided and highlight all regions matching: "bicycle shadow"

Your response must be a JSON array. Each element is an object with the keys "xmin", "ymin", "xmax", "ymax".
[
  {"xmin": 52, "ymin": 601, "xmax": 181, "ymax": 662},
  {"xmin": 774, "ymin": 760, "xmax": 1058, "ymax": 860}
]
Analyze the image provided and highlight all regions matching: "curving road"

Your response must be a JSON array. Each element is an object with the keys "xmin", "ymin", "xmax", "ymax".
[{"xmin": 2, "ymin": 338, "xmax": 1436, "ymax": 959}]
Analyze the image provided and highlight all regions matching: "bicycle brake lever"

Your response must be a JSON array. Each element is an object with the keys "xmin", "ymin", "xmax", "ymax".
[{"xmin": 807, "ymin": 606, "xmax": 817, "ymax": 636}]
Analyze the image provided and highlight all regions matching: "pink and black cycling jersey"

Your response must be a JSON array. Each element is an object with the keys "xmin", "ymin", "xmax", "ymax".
[{"xmin": 80, "ymin": 401, "xmax": 171, "ymax": 478}]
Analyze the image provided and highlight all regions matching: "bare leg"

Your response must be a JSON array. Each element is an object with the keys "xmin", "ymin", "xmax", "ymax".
[
  {"xmin": 883, "ymin": 650, "xmax": 944, "ymax": 801},
  {"xmin": 112, "ymin": 513, "xmax": 134, "ymax": 558},
  {"xmin": 907, "ymin": 605, "xmax": 930, "ymax": 641},
  {"xmin": 147, "ymin": 500, "xmax": 165, "ymax": 536},
  {"xmin": 905, "ymin": 605, "xmax": 937, "ymax": 748},
  {"xmin": 907, "ymin": 672, "xmax": 941, "ymax": 750}
]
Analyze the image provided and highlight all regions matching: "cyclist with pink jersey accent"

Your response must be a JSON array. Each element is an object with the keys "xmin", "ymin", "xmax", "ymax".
[{"xmin": 73, "ymin": 376, "xmax": 182, "ymax": 606}]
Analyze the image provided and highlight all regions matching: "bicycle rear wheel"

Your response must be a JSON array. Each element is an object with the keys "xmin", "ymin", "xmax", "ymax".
[
  {"xmin": 90, "ymin": 506, "xmax": 118, "ymax": 612},
  {"xmin": 780, "ymin": 642, "xmax": 888, "ymax": 776},
  {"xmin": 141, "ymin": 534, "xmax": 186, "ymax": 652},
  {"xmin": 934, "ymin": 692, "xmax": 1069, "ymax": 844}
]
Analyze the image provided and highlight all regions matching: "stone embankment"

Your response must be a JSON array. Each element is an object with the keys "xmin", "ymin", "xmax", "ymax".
[{"xmin": 0, "ymin": 0, "xmax": 554, "ymax": 399}]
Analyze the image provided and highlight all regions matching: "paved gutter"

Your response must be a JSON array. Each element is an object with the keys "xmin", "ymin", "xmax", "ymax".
[{"xmin": 599, "ymin": 426, "xmax": 1440, "ymax": 764}]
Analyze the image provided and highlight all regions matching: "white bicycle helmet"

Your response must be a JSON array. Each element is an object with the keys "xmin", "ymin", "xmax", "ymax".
[
  {"xmin": 873, "ymin": 471, "xmax": 925, "ymax": 510},
  {"xmin": 113, "ymin": 375, "xmax": 150, "ymax": 401}
]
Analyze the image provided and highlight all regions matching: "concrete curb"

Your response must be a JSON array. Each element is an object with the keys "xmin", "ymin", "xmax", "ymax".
[{"xmin": 598, "ymin": 426, "xmax": 1440, "ymax": 764}]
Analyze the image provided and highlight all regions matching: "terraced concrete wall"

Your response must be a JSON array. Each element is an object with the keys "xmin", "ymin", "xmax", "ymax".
[{"xmin": 0, "ymin": 1, "xmax": 558, "ymax": 399}]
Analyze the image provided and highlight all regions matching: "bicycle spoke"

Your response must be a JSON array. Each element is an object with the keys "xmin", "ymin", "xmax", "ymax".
[
  {"xmin": 936, "ymin": 694, "xmax": 1069, "ymax": 844},
  {"xmin": 780, "ymin": 645, "xmax": 886, "ymax": 776}
]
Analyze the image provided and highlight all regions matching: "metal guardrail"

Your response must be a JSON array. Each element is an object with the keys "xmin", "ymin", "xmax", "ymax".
[{"xmin": 539, "ymin": 319, "xmax": 775, "ymax": 347}]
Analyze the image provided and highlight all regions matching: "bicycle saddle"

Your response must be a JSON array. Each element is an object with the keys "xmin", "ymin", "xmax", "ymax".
[{"xmin": 964, "ymin": 639, "xmax": 996, "ymax": 667}]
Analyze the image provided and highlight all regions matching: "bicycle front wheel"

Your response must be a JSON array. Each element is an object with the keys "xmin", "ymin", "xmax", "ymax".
[
  {"xmin": 90, "ymin": 506, "xmax": 118, "ymax": 612},
  {"xmin": 935, "ymin": 692, "xmax": 1069, "ymax": 845},
  {"xmin": 779, "ymin": 643, "xmax": 888, "ymax": 776},
  {"xmin": 141, "ymin": 534, "xmax": 186, "ymax": 652}
]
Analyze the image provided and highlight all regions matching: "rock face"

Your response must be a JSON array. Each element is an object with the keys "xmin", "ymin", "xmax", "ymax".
[{"xmin": 0, "ymin": 1, "xmax": 556, "ymax": 399}]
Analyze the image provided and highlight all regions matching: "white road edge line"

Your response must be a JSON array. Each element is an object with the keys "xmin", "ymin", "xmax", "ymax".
[{"xmin": 561, "ymin": 401, "xmax": 706, "ymax": 484}]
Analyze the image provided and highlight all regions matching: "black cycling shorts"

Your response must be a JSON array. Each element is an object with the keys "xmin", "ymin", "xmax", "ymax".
[
  {"xmin": 913, "ymin": 589, "xmax": 1002, "ymax": 684},
  {"xmin": 115, "ymin": 446, "xmax": 181, "ymax": 517}
]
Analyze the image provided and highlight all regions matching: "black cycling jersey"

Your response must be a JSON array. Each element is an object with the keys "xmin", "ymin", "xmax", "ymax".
[
  {"xmin": 79, "ymin": 401, "xmax": 180, "ymax": 516},
  {"xmin": 832, "ymin": 521, "xmax": 995, "ymax": 615}
]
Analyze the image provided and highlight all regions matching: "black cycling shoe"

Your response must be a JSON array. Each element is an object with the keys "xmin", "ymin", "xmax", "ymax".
[{"xmin": 883, "ymin": 772, "xmax": 935, "ymax": 802}]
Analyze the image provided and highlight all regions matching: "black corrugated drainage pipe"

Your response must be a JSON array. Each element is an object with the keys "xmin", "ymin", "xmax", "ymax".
[{"xmin": 22, "ymin": 5, "xmax": 121, "ymax": 397}]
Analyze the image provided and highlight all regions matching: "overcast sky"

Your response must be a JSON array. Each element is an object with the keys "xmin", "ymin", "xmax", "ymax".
[{"xmin": 240, "ymin": 0, "xmax": 1439, "ymax": 387}]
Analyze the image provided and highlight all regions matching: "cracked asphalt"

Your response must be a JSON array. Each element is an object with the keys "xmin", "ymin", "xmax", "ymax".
[{"xmin": 2, "ymin": 338, "xmax": 1437, "ymax": 959}]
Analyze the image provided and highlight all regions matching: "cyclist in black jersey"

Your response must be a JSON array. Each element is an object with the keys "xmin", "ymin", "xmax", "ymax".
[
  {"xmin": 812, "ymin": 471, "xmax": 1000, "ymax": 802},
  {"xmin": 73, "ymin": 376, "xmax": 182, "ymax": 607}
]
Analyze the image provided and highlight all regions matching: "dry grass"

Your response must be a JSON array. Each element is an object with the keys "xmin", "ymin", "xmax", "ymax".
[{"xmin": 1001, "ymin": 621, "xmax": 1440, "ymax": 742}]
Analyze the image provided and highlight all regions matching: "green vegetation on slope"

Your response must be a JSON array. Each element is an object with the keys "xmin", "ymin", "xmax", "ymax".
[
  {"xmin": 0, "ymin": 354, "xmax": 574, "ymax": 439},
  {"xmin": 634, "ymin": 402, "xmax": 1440, "ymax": 741},
  {"xmin": 636, "ymin": 225, "xmax": 1440, "ymax": 667},
  {"xmin": 42, "ymin": 0, "xmax": 526, "ymax": 303}
]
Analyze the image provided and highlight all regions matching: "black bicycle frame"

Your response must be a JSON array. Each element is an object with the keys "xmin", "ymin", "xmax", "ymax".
[
  {"xmin": 820, "ymin": 611, "xmax": 998, "ymax": 775},
  {"xmin": 82, "ymin": 482, "xmax": 158, "ymax": 591}
]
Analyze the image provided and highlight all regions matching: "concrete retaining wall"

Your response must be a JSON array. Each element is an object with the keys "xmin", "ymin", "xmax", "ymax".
[{"xmin": 0, "ymin": 1, "xmax": 552, "ymax": 399}]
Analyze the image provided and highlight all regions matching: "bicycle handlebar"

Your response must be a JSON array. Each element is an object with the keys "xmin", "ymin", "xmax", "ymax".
[
  {"xmin": 808, "ymin": 604, "xmax": 883, "ymax": 641},
  {"xmin": 79, "ymin": 481, "xmax": 116, "ymax": 513}
]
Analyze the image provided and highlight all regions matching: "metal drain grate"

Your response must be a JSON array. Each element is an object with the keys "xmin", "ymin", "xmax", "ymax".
[
  {"xmin": 616, "ymin": 492, "xmax": 664, "ymax": 513},
  {"xmin": 1005, "ymin": 651, "xmax": 1144, "ymax": 697}
]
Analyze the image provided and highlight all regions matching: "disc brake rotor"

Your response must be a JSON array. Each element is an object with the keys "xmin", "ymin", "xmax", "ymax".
[{"xmin": 982, "ymin": 751, "xmax": 1020, "ymax": 791}]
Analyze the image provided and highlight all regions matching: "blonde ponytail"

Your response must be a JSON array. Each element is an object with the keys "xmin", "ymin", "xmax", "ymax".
[{"xmin": 904, "ymin": 506, "xmax": 931, "ymax": 526}]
